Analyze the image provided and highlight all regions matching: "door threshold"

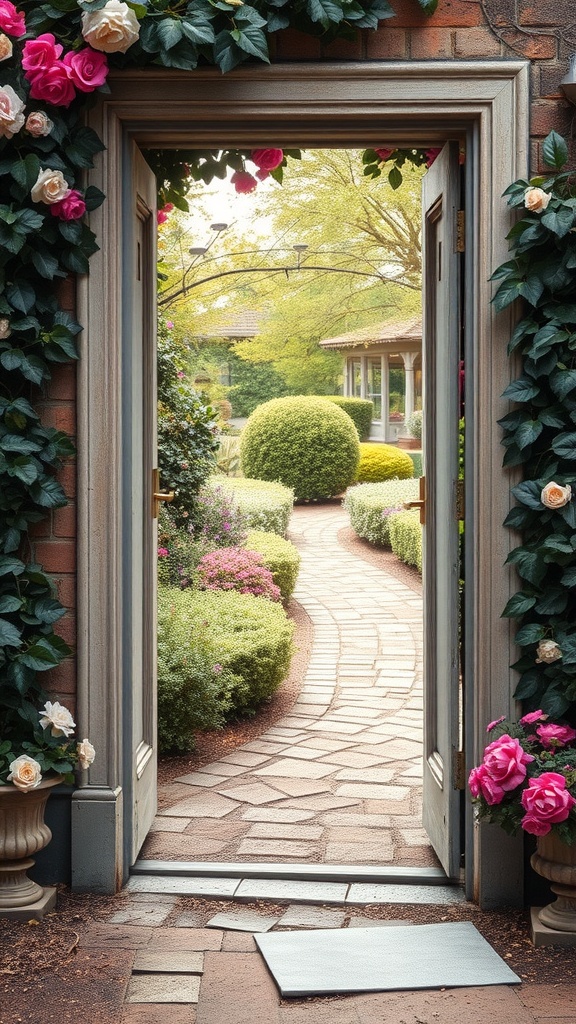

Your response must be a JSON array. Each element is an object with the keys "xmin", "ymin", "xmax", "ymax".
[{"xmin": 132, "ymin": 859, "xmax": 452, "ymax": 885}]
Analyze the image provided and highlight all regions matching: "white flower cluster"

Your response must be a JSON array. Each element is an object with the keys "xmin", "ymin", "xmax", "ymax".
[{"xmin": 5, "ymin": 701, "xmax": 96, "ymax": 792}]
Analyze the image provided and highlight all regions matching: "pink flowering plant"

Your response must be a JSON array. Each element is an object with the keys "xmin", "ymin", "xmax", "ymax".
[
  {"xmin": 197, "ymin": 547, "xmax": 281, "ymax": 603},
  {"xmin": 469, "ymin": 711, "xmax": 576, "ymax": 843}
]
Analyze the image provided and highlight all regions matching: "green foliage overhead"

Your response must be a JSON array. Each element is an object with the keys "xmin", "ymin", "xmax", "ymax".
[
  {"xmin": 356, "ymin": 442, "xmax": 414, "ymax": 483},
  {"xmin": 241, "ymin": 396, "xmax": 360, "ymax": 501},
  {"xmin": 322, "ymin": 397, "xmax": 374, "ymax": 441}
]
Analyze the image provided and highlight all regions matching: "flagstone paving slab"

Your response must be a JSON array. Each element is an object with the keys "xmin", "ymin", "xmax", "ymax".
[
  {"xmin": 126, "ymin": 974, "xmax": 201, "ymax": 1003},
  {"xmin": 276, "ymin": 905, "xmax": 346, "ymax": 929},
  {"xmin": 133, "ymin": 950, "xmax": 204, "ymax": 973},
  {"xmin": 205, "ymin": 910, "xmax": 279, "ymax": 932}
]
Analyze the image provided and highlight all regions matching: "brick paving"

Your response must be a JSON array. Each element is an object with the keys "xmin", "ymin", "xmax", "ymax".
[
  {"xmin": 79, "ymin": 896, "xmax": 576, "ymax": 1023},
  {"xmin": 145, "ymin": 503, "xmax": 435, "ymax": 867}
]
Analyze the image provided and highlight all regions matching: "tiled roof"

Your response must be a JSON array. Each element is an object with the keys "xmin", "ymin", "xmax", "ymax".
[{"xmin": 319, "ymin": 316, "xmax": 422, "ymax": 350}]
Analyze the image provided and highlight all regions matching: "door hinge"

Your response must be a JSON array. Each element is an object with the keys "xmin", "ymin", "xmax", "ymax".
[
  {"xmin": 456, "ymin": 209, "xmax": 465, "ymax": 253},
  {"xmin": 456, "ymin": 478, "xmax": 465, "ymax": 520},
  {"xmin": 453, "ymin": 749, "xmax": 466, "ymax": 790}
]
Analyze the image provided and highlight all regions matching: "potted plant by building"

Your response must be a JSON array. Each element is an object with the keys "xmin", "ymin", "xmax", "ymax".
[
  {"xmin": 0, "ymin": 700, "xmax": 94, "ymax": 917},
  {"xmin": 398, "ymin": 410, "xmax": 422, "ymax": 451},
  {"xmin": 469, "ymin": 706, "xmax": 576, "ymax": 933}
]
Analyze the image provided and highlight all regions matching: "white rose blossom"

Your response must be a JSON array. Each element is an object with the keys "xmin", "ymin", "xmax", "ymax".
[
  {"xmin": 0, "ymin": 84, "xmax": 25, "ymax": 139},
  {"xmin": 76, "ymin": 738, "xmax": 96, "ymax": 770},
  {"xmin": 8, "ymin": 755, "xmax": 43, "ymax": 792},
  {"xmin": 535, "ymin": 639, "xmax": 563, "ymax": 665},
  {"xmin": 31, "ymin": 168, "xmax": 70, "ymax": 205},
  {"xmin": 39, "ymin": 700, "xmax": 76, "ymax": 738},
  {"xmin": 26, "ymin": 111, "xmax": 53, "ymax": 138},
  {"xmin": 524, "ymin": 186, "xmax": 551, "ymax": 214},
  {"xmin": 541, "ymin": 481, "xmax": 572, "ymax": 509},
  {"xmin": 0, "ymin": 318, "xmax": 10, "ymax": 340},
  {"xmin": 81, "ymin": 0, "xmax": 140, "ymax": 54},
  {"xmin": 0, "ymin": 33, "xmax": 13, "ymax": 62}
]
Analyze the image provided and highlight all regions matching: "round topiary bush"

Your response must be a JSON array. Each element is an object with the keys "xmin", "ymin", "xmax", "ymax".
[
  {"xmin": 245, "ymin": 530, "xmax": 301, "ymax": 602},
  {"xmin": 240, "ymin": 396, "xmax": 360, "ymax": 501},
  {"xmin": 321, "ymin": 397, "xmax": 374, "ymax": 441},
  {"xmin": 356, "ymin": 442, "xmax": 414, "ymax": 483}
]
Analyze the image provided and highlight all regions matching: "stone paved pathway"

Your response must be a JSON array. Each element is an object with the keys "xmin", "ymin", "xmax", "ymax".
[{"xmin": 144, "ymin": 504, "xmax": 437, "ymax": 867}]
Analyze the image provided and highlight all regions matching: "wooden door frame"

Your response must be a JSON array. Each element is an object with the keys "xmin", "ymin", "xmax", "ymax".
[{"xmin": 71, "ymin": 60, "xmax": 529, "ymax": 904}]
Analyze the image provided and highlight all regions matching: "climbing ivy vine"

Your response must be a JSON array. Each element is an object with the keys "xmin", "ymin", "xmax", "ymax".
[{"xmin": 495, "ymin": 131, "xmax": 576, "ymax": 720}]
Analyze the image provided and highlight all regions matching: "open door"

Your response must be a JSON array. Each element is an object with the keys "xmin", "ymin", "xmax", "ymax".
[
  {"xmin": 421, "ymin": 142, "xmax": 463, "ymax": 880},
  {"xmin": 122, "ymin": 144, "xmax": 158, "ymax": 866}
]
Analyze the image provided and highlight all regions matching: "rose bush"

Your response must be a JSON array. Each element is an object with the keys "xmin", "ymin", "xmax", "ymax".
[
  {"xmin": 0, "ymin": 699, "xmax": 95, "ymax": 790},
  {"xmin": 468, "ymin": 713, "xmax": 576, "ymax": 841}
]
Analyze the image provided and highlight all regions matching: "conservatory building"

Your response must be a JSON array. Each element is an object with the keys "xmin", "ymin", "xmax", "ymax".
[{"xmin": 320, "ymin": 317, "xmax": 422, "ymax": 442}]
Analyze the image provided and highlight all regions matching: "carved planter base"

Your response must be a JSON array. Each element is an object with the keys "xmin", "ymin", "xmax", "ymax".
[
  {"xmin": 531, "ymin": 832, "xmax": 576, "ymax": 942},
  {"xmin": 0, "ymin": 777, "xmax": 62, "ymax": 919}
]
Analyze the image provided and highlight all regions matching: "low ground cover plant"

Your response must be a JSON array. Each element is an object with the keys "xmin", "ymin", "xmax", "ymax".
[
  {"xmin": 158, "ymin": 586, "xmax": 294, "ymax": 724},
  {"xmin": 205, "ymin": 475, "xmax": 294, "ymax": 536},
  {"xmin": 389, "ymin": 509, "xmax": 423, "ymax": 572},
  {"xmin": 344, "ymin": 478, "xmax": 419, "ymax": 546},
  {"xmin": 241, "ymin": 396, "xmax": 360, "ymax": 501},
  {"xmin": 197, "ymin": 547, "xmax": 281, "ymax": 602},
  {"xmin": 245, "ymin": 530, "xmax": 301, "ymax": 602},
  {"xmin": 356, "ymin": 442, "xmax": 414, "ymax": 483}
]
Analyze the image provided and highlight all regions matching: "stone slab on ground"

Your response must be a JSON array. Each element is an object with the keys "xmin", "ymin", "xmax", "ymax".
[
  {"xmin": 346, "ymin": 883, "xmax": 466, "ymax": 905},
  {"xmin": 133, "ymin": 950, "xmax": 204, "ymax": 973},
  {"xmin": 205, "ymin": 910, "xmax": 279, "ymax": 933},
  {"xmin": 255, "ymin": 922, "xmax": 520, "ymax": 997},
  {"xmin": 276, "ymin": 905, "xmax": 347, "ymax": 929},
  {"xmin": 122, "ymin": 1007, "xmax": 197, "ymax": 1024},
  {"xmin": 126, "ymin": 973, "xmax": 201, "ymax": 1003},
  {"xmin": 235, "ymin": 878, "xmax": 348, "ymax": 904},
  {"xmin": 127, "ymin": 876, "xmax": 240, "ymax": 899},
  {"xmin": 196, "ymin": 951, "xmax": 281, "ymax": 1024}
]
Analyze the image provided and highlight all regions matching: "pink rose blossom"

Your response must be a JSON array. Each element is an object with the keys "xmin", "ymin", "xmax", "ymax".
[
  {"xmin": 375, "ymin": 148, "xmax": 394, "ymax": 161},
  {"xmin": 468, "ymin": 765, "xmax": 505, "ymax": 805},
  {"xmin": 520, "ymin": 710, "xmax": 547, "ymax": 726},
  {"xmin": 255, "ymin": 168, "xmax": 270, "ymax": 181},
  {"xmin": 166, "ymin": 321, "xmax": 174, "ymax": 329},
  {"xmin": 28, "ymin": 62, "xmax": 76, "ymax": 108},
  {"xmin": 50, "ymin": 189, "xmax": 86, "ymax": 221},
  {"xmin": 157, "ymin": 210, "xmax": 168, "ymax": 224},
  {"xmin": 231, "ymin": 170, "xmax": 258, "ymax": 194},
  {"xmin": 157, "ymin": 547, "xmax": 169, "ymax": 557},
  {"xmin": 162, "ymin": 202, "xmax": 174, "ymax": 213},
  {"xmin": 0, "ymin": 1, "xmax": 25, "ymax": 37},
  {"xmin": 520, "ymin": 814, "xmax": 552, "ymax": 836},
  {"xmin": 63, "ymin": 47, "xmax": 108, "ymax": 92},
  {"xmin": 536, "ymin": 723, "xmax": 576, "ymax": 749},
  {"xmin": 521, "ymin": 771, "xmax": 576, "ymax": 833},
  {"xmin": 22, "ymin": 34, "xmax": 63, "ymax": 75},
  {"xmin": 251, "ymin": 148, "xmax": 283, "ymax": 171},
  {"xmin": 486, "ymin": 716, "xmax": 505, "ymax": 732},
  {"xmin": 482, "ymin": 734, "xmax": 534, "ymax": 791}
]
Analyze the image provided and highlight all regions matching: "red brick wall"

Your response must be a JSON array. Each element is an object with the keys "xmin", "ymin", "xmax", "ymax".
[
  {"xmin": 274, "ymin": 0, "xmax": 576, "ymax": 171},
  {"xmin": 32, "ymin": 275, "xmax": 77, "ymax": 718}
]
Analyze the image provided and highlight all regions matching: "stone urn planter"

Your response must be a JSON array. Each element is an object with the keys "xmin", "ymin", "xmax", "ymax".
[
  {"xmin": 0, "ymin": 776, "xmax": 62, "ymax": 918},
  {"xmin": 531, "ymin": 831, "xmax": 576, "ymax": 933}
]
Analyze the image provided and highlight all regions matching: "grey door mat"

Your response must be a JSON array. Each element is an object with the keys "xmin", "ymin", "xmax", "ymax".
[{"xmin": 255, "ymin": 921, "xmax": 521, "ymax": 997}]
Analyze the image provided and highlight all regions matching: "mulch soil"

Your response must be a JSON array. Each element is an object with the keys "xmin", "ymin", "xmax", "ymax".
[{"xmin": 2, "ymin": 518, "xmax": 574, "ymax": 1022}]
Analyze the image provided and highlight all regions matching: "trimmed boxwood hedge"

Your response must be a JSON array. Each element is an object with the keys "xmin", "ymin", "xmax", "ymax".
[
  {"xmin": 356, "ymin": 442, "xmax": 414, "ymax": 483},
  {"xmin": 389, "ymin": 509, "xmax": 423, "ymax": 573},
  {"xmin": 158, "ymin": 585, "xmax": 295, "ymax": 718},
  {"xmin": 241, "ymin": 396, "xmax": 360, "ymax": 501},
  {"xmin": 344, "ymin": 478, "xmax": 419, "ymax": 546},
  {"xmin": 205, "ymin": 475, "xmax": 294, "ymax": 536},
  {"xmin": 322, "ymin": 397, "xmax": 374, "ymax": 441},
  {"xmin": 245, "ymin": 530, "xmax": 301, "ymax": 603}
]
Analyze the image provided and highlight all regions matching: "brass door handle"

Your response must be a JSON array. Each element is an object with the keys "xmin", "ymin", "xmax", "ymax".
[
  {"xmin": 403, "ymin": 476, "xmax": 426, "ymax": 525},
  {"xmin": 152, "ymin": 468, "xmax": 175, "ymax": 518}
]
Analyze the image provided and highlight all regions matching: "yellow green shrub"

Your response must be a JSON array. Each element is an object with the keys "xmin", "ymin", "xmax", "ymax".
[{"xmin": 356, "ymin": 442, "xmax": 414, "ymax": 483}]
